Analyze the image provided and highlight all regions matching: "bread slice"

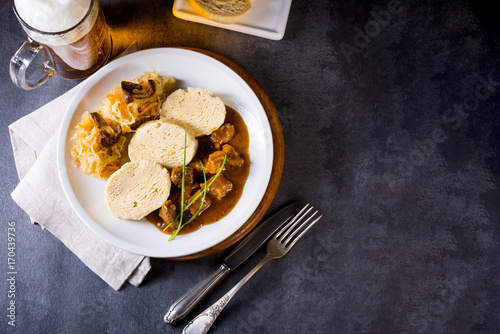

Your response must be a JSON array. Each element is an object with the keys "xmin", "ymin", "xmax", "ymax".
[
  {"xmin": 128, "ymin": 119, "xmax": 198, "ymax": 169},
  {"xmin": 160, "ymin": 87, "xmax": 226, "ymax": 137},
  {"xmin": 188, "ymin": 0, "xmax": 252, "ymax": 24},
  {"xmin": 104, "ymin": 160, "xmax": 171, "ymax": 220}
]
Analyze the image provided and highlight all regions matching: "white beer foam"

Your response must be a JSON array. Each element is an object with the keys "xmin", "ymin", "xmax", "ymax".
[{"xmin": 14, "ymin": 0, "xmax": 91, "ymax": 33}]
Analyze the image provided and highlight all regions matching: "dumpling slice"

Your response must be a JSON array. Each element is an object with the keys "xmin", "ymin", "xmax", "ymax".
[
  {"xmin": 160, "ymin": 87, "xmax": 226, "ymax": 137},
  {"xmin": 104, "ymin": 160, "xmax": 171, "ymax": 220},
  {"xmin": 128, "ymin": 119, "xmax": 198, "ymax": 170}
]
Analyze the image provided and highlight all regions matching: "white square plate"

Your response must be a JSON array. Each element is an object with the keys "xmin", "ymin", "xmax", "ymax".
[{"xmin": 173, "ymin": 0, "xmax": 292, "ymax": 40}]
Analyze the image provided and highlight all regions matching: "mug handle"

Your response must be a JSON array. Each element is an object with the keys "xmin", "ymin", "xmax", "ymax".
[{"xmin": 10, "ymin": 38, "xmax": 56, "ymax": 90}]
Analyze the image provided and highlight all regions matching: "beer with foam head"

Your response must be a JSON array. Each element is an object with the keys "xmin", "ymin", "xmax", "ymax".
[{"xmin": 12, "ymin": 0, "xmax": 112, "ymax": 81}]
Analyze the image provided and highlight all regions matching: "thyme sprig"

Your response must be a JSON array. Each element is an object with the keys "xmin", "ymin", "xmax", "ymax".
[{"xmin": 163, "ymin": 127, "xmax": 227, "ymax": 241}]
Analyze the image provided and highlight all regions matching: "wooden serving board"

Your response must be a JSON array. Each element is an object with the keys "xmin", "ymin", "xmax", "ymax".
[{"xmin": 164, "ymin": 47, "xmax": 285, "ymax": 260}]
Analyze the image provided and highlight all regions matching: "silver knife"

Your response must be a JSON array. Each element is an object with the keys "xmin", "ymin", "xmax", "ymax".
[{"xmin": 163, "ymin": 201, "xmax": 300, "ymax": 324}]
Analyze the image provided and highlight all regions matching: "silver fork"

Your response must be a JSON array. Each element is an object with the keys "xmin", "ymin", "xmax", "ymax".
[{"xmin": 182, "ymin": 204, "xmax": 322, "ymax": 334}]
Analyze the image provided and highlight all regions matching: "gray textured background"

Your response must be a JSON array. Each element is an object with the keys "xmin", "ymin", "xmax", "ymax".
[{"xmin": 1, "ymin": 0, "xmax": 499, "ymax": 333}]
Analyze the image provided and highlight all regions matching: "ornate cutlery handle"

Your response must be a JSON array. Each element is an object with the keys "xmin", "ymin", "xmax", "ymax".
[
  {"xmin": 164, "ymin": 263, "xmax": 231, "ymax": 324},
  {"xmin": 183, "ymin": 257, "xmax": 271, "ymax": 334}
]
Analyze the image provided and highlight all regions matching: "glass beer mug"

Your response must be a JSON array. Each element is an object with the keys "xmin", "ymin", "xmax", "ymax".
[{"xmin": 10, "ymin": 0, "xmax": 112, "ymax": 90}]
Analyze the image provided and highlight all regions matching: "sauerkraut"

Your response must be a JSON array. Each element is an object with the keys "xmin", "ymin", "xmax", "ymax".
[{"xmin": 71, "ymin": 72, "xmax": 175, "ymax": 179}]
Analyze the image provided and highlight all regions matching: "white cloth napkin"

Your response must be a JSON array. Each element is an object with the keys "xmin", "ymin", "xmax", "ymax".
[{"xmin": 9, "ymin": 42, "xmax": 152, "ymax": 290}]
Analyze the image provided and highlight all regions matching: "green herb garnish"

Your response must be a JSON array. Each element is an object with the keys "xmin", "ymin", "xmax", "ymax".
[{"xmin": 163, "ymin": 127, "xmax": 227, "ymax": 241}]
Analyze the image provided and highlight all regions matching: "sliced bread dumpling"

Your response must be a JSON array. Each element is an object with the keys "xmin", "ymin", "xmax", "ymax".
[
  {"xmin": 128, "ymin": 119, "xmax": 198, "ymax": 169},
  {"xmin": 160, "ymin": 87, "xmax": 226, "ymax": 137},
  {"xmin": 104, "ymin": 160, "xmax": 171, "ymax": 220},
  {"xmin": 187, "ymin": 0, "xmax": 252, "ymax": 24}
]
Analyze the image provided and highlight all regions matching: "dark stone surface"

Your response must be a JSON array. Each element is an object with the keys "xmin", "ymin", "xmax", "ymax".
[{"xmin": 1, "ymin": 0, "xmax": 499, "ymax": 333}]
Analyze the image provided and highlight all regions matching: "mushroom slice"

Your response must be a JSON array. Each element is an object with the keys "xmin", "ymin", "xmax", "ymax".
[
  {"xmin": 90, "ymin": 112, "xmax": 122, "ymax": 147},
  {"xmin": 121, "ymin": 79, "xmax": 156, "ymax": 103},
  {"xmin": 130, "ymin": 114, "xmax": 160, "ymax": 130},
  {"xmin": 98, "ymin": 127, "xmax": 122, "ymax": 147}
]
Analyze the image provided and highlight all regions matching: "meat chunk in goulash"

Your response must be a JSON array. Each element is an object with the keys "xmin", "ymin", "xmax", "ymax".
[
  {"xmin": 210, "ymin": 123, "xmax": 235, "ymax": 150},
  {"xmin": 202, "ymin": 174, "xmax": 233, "ymax": 200},
  {"xmin": 205, "ymin": 144, "xmax": 244, "ymax": 174}
]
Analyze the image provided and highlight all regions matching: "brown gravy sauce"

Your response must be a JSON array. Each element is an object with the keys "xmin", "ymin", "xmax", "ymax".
[{"xmin": 146, "ymin": 106, "xmax": 250, "ymax": 235}]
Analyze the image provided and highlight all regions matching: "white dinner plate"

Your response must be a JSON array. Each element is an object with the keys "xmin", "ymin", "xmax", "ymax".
[
  {"xmin": 57, "ymin": 48, "xmax": 273, "ymax": 258},
  {"xmin": 172, "ymin": 0, "xmax": 292, "ymax": 40}
]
